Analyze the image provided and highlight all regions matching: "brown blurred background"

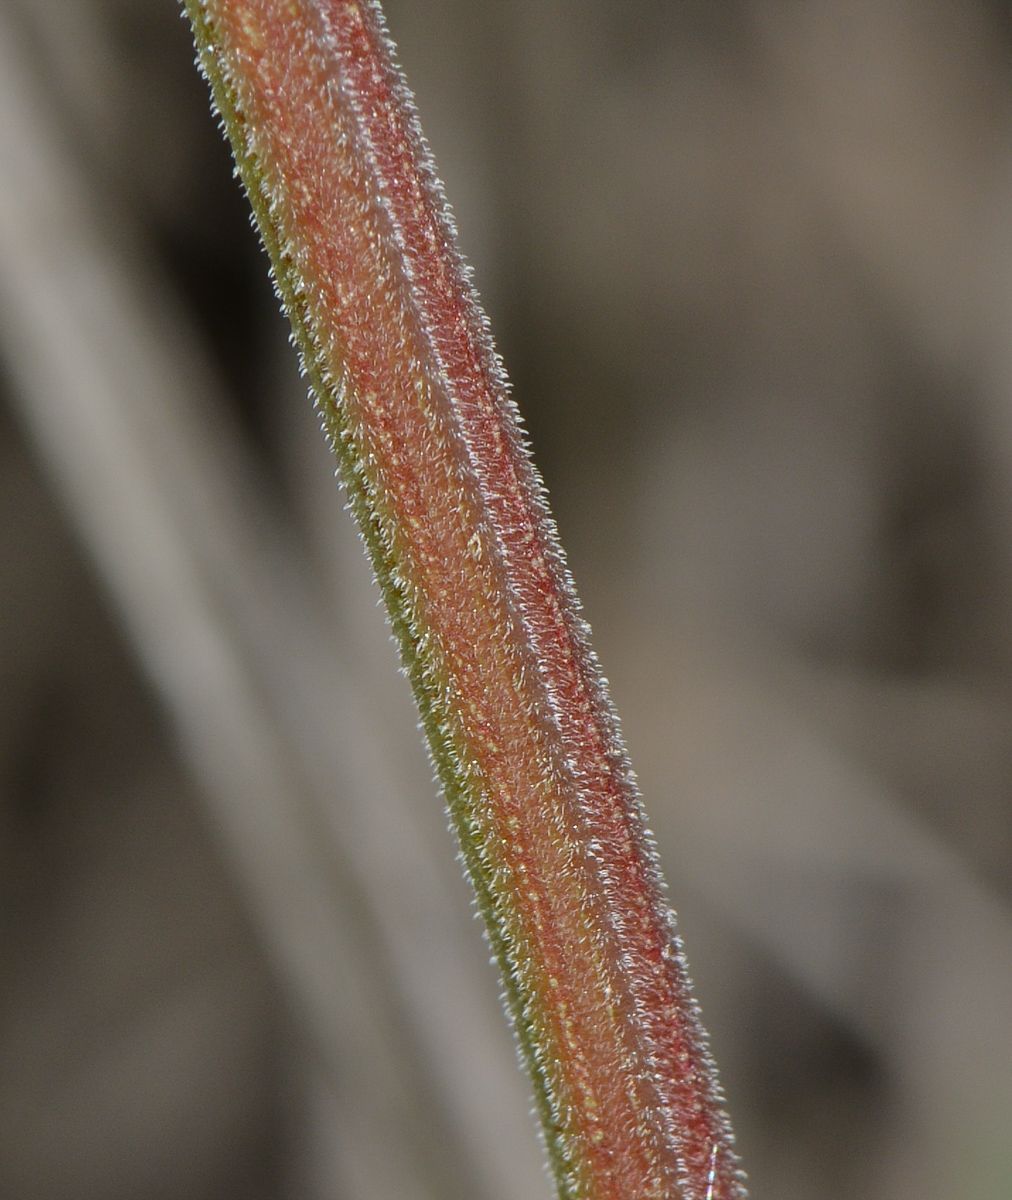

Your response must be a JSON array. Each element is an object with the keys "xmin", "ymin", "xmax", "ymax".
[{"xmin": 1, "ymin": 1, "xmax": 1012, "ymax": 1197}]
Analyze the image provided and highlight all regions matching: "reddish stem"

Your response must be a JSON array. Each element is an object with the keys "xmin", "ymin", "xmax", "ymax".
[{"xmin": 184, "ymin": 2, "xmax": 743, "ymax": 1196}]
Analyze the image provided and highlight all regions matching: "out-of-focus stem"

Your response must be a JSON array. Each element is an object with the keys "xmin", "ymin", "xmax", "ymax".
[{"xmin": 183, "ymin": 2, "xmax": 744, "ymax": 1196}]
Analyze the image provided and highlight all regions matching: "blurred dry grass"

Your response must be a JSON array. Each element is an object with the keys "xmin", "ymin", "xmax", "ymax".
[{"xmin": 2, "ymin": 1, "xmax": 1012, "ymax": 1197}]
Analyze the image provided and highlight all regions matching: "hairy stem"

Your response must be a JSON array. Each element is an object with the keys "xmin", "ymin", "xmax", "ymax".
[{"xmin": 183, "ymin": 2, "xmax": 744, "ymax": 1196}]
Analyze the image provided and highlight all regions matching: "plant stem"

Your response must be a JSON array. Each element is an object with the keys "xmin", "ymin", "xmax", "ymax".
[{"xmin": 183, "ymin": 2, "xmax": 744, "ymax": 1196}]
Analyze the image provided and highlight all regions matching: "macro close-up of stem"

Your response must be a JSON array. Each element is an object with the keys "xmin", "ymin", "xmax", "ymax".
[
  {"xmin": 183, "ymin": 1, "xmax": 741, "ymax": 1197},
  {"xmin": 5, "ymin": 1, "xmax": 1012, "ymax": 1198}
]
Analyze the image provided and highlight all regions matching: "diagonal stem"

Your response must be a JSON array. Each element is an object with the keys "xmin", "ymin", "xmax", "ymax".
[{"xmin": 183, "ymin": 2, "xmax": 745, "ymax": 1196}]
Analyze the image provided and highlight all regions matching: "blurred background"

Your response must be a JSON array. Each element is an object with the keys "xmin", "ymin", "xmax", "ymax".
[{"xmin": 1, "ymin": 1, "xmax": 1012, "ymax": 1197}]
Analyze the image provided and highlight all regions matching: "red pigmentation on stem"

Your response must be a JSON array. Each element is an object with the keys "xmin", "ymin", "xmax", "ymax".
[{"xmin": 183, "ymin": 2, "xmax": 744, "ymax": 1197}]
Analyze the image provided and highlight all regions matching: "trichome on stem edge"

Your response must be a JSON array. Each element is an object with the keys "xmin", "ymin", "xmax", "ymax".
[{"xmin": 182, "ymin": 1, "xmax": 745, "ymax": 1197}]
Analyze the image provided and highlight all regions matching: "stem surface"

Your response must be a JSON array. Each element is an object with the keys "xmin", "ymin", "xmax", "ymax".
[{"xmin": 183, "ymin": 3, "xmax": 744, "ymax": 1196}]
